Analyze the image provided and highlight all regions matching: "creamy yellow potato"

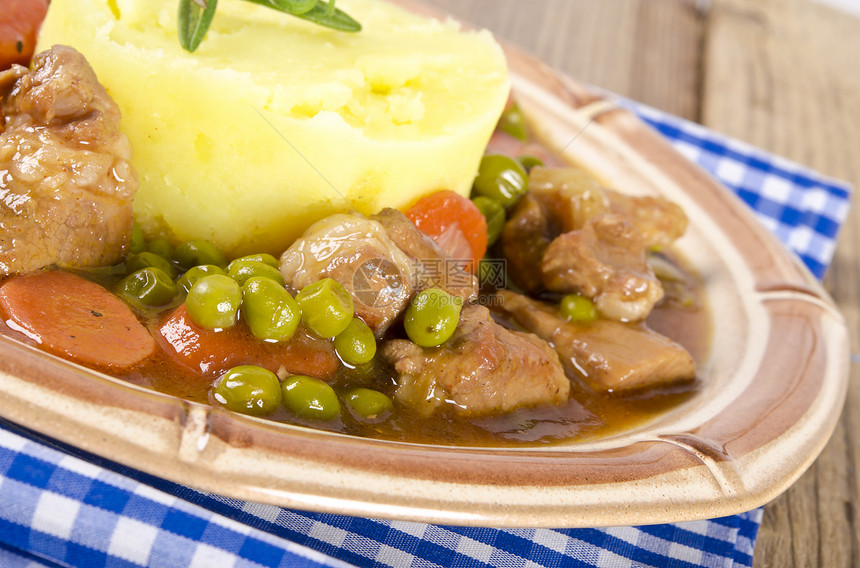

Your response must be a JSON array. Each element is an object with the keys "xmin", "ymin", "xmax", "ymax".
[{"xmin": 37, "ymin": 0, "xmax": 509, "ymax": 257}]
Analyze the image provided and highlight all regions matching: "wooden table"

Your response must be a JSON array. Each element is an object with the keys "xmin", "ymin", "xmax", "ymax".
[{"xmin": 424, "ymin": 1, "xmax": 860, "ymax": 565}]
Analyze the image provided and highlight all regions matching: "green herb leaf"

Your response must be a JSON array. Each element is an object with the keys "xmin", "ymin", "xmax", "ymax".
[
  {"xmin": 244, "ymin": 0, "xmax": 361, "ymax": 32},
  {"xmin": 261, "ymin": 0, "xmax": 319, "ymax": 15},
  {"xmin": 178, "ymin": 0, "xmax": 361, "ymax": 53},
  {"xmin": 178, "ymin": 0, "xmax": 219, "ymax": 52},
  {"xmin": 301, "ymin": 1, "xmax": 360, "ymax": 31}
]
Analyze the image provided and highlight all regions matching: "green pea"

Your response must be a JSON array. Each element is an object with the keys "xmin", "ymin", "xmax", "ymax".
[
  {"xmin": 241, "ymin": 277, "xmax": 301, "ymax": 342},
  {"xmin": 146, "ymin": 238, "xmax": 175, "ymax": 259},
  {"xmin": 227, "ymin": 259, "xmax": 285, "ymax": 287},
  {"xmin": 125, "ymin": 251, "xmax": 176, "ymax": 278},
  {"xmin": 213, "ymin": 365, "xmax": 281, "ymax": 416},
  {"xmin": 186, "ymin": 274, "xmax": 241, "ymax": 329},
  {"xmin": 295, "ymin": 278, "xmax": 354, "ymax": 338},
  {"xmin": 117, "ymin": 267, "xmax": 177, "ymax": 307},
  {"xmin": 518, "ymin": 155, "xmax": 544, "ymax": 172},
  {"xmin": 472, "ymin": 154, "xmax": 528, "ymax": 207},
  {"xmin": 233, "ymin": 253, "xmax": 280, "ymax": 268},
  {"xmin": 177, "ymin": 264, "xmax": 227, "ymax": 294},
  {"xmin": 345, "ymin": 388, "xmax": 393, "ymax": 419},
  {"xmin": 403, "ymin": 288, "xmax": 462, "ymax": 347},
  {"xmin": 340, "ymin": 361, "xmax": 377, "ymax": 384},
  {"xmin": 497, "ymin": 101, "xmax": 527, "ymax": 141},
  {"xmin": 281, "ymin": 375, "xmax": 340, "ymax": 421},
  {"xmin": 471, "ymin": 196, "xmax": 506, "ymax": 246},
  {"xmin": 560, "ymin": 294, "xmax": 598, "ymax": 322},
  {"xmin": 334, "ymin": 318, "xmax": 376, "ymax": 366},
  {"xmin": 129, "ymin": 222, "xmax": 146, "ymax": 254},
  {"xmin": 174, "ymin": 239, "xmax": 227, "ymax": 269}
]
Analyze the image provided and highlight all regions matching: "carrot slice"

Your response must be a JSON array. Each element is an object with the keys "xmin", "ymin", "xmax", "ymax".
[
  {"xmin": 405, "ymin": 190, "xmax": 488, "ymax": 273},
  {"xmin": 0, "ymin": 0, "xmax": 49, "ymax": 69},
  {"xmin": 0, "ymin": 270, "xmax": 155, "ymax": 371},
  {"xmin": 157, "ymin": 304, "xmax": 339, "ymax": 379}
]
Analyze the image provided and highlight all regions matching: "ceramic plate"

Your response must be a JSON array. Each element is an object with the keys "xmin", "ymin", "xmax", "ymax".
[{"xmin": 0, "ymin": 2, "xmax": 849, "ymax": 528}]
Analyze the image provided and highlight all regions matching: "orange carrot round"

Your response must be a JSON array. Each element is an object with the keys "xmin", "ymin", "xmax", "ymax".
[
  {"xmin": 0, "ymin": 270, "xmax": 155, "ymax": 371},
  {"xmin": 157, "ymin": 304, "xmax": 339, "ymax": 380},
  {"xmin": 405, "ymin": 190, "xmax": 488, "ymax": 273},
  {"xmin": 0, "ymin": 0, "xmax": 49, "ymax": 70}
]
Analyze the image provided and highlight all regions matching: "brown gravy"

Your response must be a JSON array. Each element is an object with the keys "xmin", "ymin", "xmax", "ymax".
[{"xmin": 1, "ymin": 248, "xmax": 709, "ymax": 448}]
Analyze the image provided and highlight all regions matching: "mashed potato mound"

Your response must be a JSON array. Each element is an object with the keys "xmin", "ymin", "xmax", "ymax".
[{"xmin": 37, "ymin": 0, "xmax": 509, "ymax": 257}]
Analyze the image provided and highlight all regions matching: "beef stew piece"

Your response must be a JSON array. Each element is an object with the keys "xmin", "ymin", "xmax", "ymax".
[
  {"xmin": 541, "ymin": 213, "xmax": 664, "ymax": 322},
  {"xmin": 371, "ymin": 208, "xmax": 478, "ymax": 302},
  {"xmin": 528, "ymin": 167, "xmax": 688, "ymax": 248},
  {"xmin": 527, "ymin": 166, "xmax": 609, "ymax": 233},
  {"xmin": 382, "ymin": 304, "xmax": 569, "ymax": 417},
  {"xmin": 499, "ymin": 192, "xmax": 555, "ymax": 293},
  {"xmin": 496, "ymin": 289, "xmax": 696, "ymax": 394},
  {"xmin": 279, "ymin": 212, "xmax": 416, "ymax": 334},
  {"xmin": 502, "ymin": 167, "xmax": 688, "ymax": 311},
  {"xmin": 603, "ymin": 189, "xmax": 688, "ymax": 250},
  {"xmin": 0, "ymin": 45, "xmax": 137, "ymax": 275}
]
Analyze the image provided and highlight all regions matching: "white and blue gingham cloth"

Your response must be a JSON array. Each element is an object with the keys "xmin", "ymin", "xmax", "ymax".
[{"xmin": 0, "ymin": 103, "xmax": 852, "ymax": 568}]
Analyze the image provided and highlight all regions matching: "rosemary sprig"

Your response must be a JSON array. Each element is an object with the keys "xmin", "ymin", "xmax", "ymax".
[
  {"xmin": 178, "ymin": 0, "xmax": 361, "ymax": 53},
  {"xmin": 178, "ymin": 0, "xmax": 220, "ymax": 52}
]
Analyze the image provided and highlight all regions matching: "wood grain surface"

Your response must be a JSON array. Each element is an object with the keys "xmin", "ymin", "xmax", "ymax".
[{"xmin": 423, "ymin": 1, "xmax": 860, "ymax": 566}]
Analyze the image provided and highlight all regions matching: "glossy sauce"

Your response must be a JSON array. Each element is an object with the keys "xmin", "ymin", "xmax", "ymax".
[{"xmin": 1, "ymin": 249, "xmax": 708, "ymax": 448}]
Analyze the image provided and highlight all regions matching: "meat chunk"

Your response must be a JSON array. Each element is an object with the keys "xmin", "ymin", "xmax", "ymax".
[
  {"xmin": 0, "ymin": 45, "xmax": 137, "ymax": 275},
  {"xmin": 382, "ymin": 304, "xmax": 569, "ymax": 417},
  {"xmin": 604, "ymin": 189, "xmax": 688, "ymax": 250},
  {"xmin": 495, "ymin": 290, "xmax": 696, "ymax": 394},
  {"xmin": 499, "ymin": 193, "xmax": 554, "ymax": 293},
  {"xmin": 541, "ymin": 213, "xmax": 664, "ymax": 322},
  {"xmin": 501, "ymin": 166, "xmax": 678, "ymax": 321},
  {"xmin": 371, "ymin": 208, "xmax": 478, "ymax": 302},
  {"xmin": 528, "ymin": 167, "xmax": 688, "ymax": 248},
  {"xmin": 279, "ymin": 212, "xmax": 416, "ymax": 334},
  {"xmin": 527, "ymin": 166, "xmax": 610, "ymax": 233},
  {"xmin": 501, "ymin": 168, "xmax": 608, "ymax": 293}
]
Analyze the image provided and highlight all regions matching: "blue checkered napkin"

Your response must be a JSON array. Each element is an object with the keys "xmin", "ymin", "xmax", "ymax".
[
  {"xmin": 0, "ymin": 426, "xmax": 353, "ymax": 568},
  {"xmin": 0, "ymin": 543, "xmax": 58, "ymax": 568},
  {"xmin": 183, "ymin": 494, "xmax": 764, "ymax": 568},
  {"xmin": 0, "ymin": 104, "xmax": 853, "ymax": 568}
]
